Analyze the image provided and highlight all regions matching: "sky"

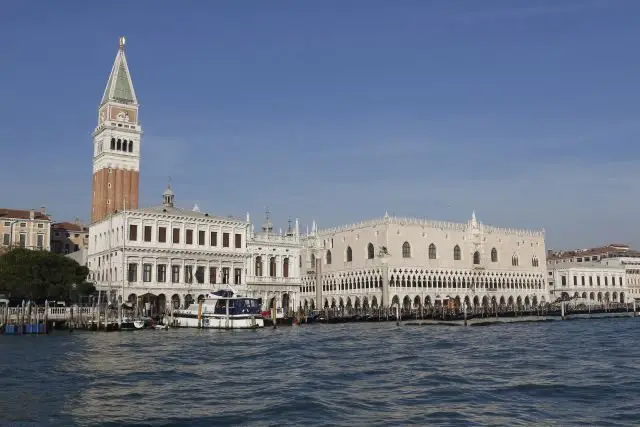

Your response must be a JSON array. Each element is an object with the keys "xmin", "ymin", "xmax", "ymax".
[{"xmin": 1, "ymin": 0, "xmax": 639, "ymax": 250}]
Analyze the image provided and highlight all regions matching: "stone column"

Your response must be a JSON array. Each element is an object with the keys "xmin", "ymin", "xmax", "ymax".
[
  {"xmin": 381, "ymin": 262, "xmax": 389, "ymax": 308},
  {"xmin": 315, "ymin": 256, "xmax": 322, "ymax": 309}
]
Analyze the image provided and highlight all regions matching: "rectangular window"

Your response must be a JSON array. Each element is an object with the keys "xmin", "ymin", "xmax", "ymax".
[
  {"xmin": 223, "ymin": 233, "xmax": 230, "ymax": 248},
  {"xmin": 198, "ymin": 230, "xmax": 205, "ymax": 245},
  {"xmin": 143, "ymin": 264, "xmax": 152, "ymax": 282},
  {"xmin": 157, "ymin": 264, "xmax": 166, "ymax": 283},
  {"xmin": 573, "ymin": 276, "xmax": 577, "ymax": 286},
  {"xmin": 561, "ymin": 276, "xmax": 566, "ymax": 286},
  {"xmin": 235, "ymin": 233, "xmax": 242, "ymax": 249},
  {"xmin": 3, "ymin": 221, "xmax": 9, "ymax": 226},
  {"xmin": 196, "ymin": 266, "xmax": 205, "ymax": 284},
  {"xmin": 597, "ymin": 276, "xmax": 601, "ymax": 286},
  {"xmin": 210, "ymin": 231, "xmax": 218, "ymax": 246},
  {"xmin": 19, "ymin": 233, "xmax": 26, "ymax": 247},
  {"xmin": 222, "ymin": 267, "xmax": 230, "ymax": 284},
  {"xmin": 144, "ymin": 226, "xmax": 152, "ymax": 242},
  {"xmin": 209, "ymin": 267, "xmax": 217, "ymax": 284},
  {"xmin": 186, "ymin": 229, "xmax": 193, "ymax": 245},
  {"xmin": 234, "ymin": 268, "xmax": 242, "ymax": 285},
  {"xmin": 73, "ymin": 244, "xmax": 79, "ymax": 252},
  {"xmin": 128, "ymin": 264, "xmax": 138, "ymax": 282},
  {"xmin": 605, "ymin": 277, "xmax": 609, "ymax": 286},
  {"xmin": 129, "ymin": 224, "xmax": 138, "ymax": 241},
  {"xmin": 3, "ymin": 233, "xmax": 9, "ymax": 246},
  {"xmin": 171, "ymin": 265, "xmax": 180, "ymax": 283},
  {"xmin": 158, "ymin": 227, "xmax": 167, "ymax": 243},
  {"xmin": 172, "ymin": 228, "xmax": 180, "ymax": 244},
  {"xmin": 581, "ymin": 276, "xmax": 585, "ymax": 286},
  {"xmin": 184, "ymin": 265, "xmax": 193, "ymax": 283},
  {"xmin": 588, "ymin": 276, "xmax": 592, "ymax": 286},
  {"xmin": 619, "ymin": 277, "xmax": 623, "ymax": 286}
]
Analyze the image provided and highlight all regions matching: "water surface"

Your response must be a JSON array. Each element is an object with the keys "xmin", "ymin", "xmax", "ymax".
[{"xmin": 1, "ymin": 318, "xmax": 639, "ymax": 426}]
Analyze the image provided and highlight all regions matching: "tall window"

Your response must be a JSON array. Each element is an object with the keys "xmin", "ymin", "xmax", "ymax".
[
  {"xmin": 346, "ymin": 246, "xmax": 353, "ymax": 262},
  {"xmin": 209, "ymin": 267, "xmax": 217, "ymax": 284},
  {"xmin": 127, "ymin": 263, "xmax": 137, "ymax": 282},
  {"xmin": 235, "ymin": 233, "xmax": 242, "ymax": 248},
  {"xmin": 234, "ymin": 268, "xmax": 242, "ymax": 285},
  {"xmin": 158, "ymin": 227, "xmax": 167, "ymax": 243},
  {"xmin": 19, "ymin": 233, "xmax": 26, "ymax": 247},
  {"xmin": 184, "ymin": 266, "xmax": 193, "ymax": 283},
  {"xmin": 491, "ymin": 248, "xmax": 498, "ymax": 262},
  {"xmin": 195, "ymin": 266, "xmax": 205, "ymax": 284},
  {"xmin": 143, "ymin": 264, "xmax": 152, "ymax": 282},
  {"xmin": 223, "ymin": 233, "xmax": 230, "ymax": 248},
  {"xmin": 532, "ymin": 257, "xmax": 539, "ymax": 267},
  {"xmin": 402, "ymin": 242, "xmax": 411, "ymax": 258},
  {"xmin": 36, "ymin": 234, "xmax": 44, "ymax": 249},
  {"xmin": 473, "ymin": 251, "xmax": 480, "ymax": 265},
  {"xmin": 3, "ymin": 234, "xmax": 9, "ymax": 246},
  {"xmin": 186, "ymin": 230, "xmax": 193, "ymax": 244},
  {"xmin": 428, "ymin": 243, "xmax": 437, "ymax": 259},
  {"xmin": 269, "ymin": 257, "xmax": 276, "ymax": 277},
  {"xmin": 172, "ymin": 228, "xmax": 180, "ymax": 244},
  {"xmin": 311, "ymin": 253, "xmax": 316, "ymax": 268},
  {"xmin": 453, "ymin": 245, "xmax": 461, "ymax": 260},
  {"xmin": 210, "ymin": 231, "xmax": 218, "ymax": 246},
  {"xmin": 157, "ymin": 264, "xmax": 166, "ymax": 282},
  {"xmin": 255, "ymin": 256, "xmax": 263, "ymax": 276},
  {"xmin": 171, "ymin": 265, "xmax": 180, "ymax": 283},
  {"xmin": 326, "ymin": 250, "xmax": 332, "ymax": 265},
  {"xmin": 367, "ymin": 243, "xmax": 375, "ymax": 259},
  {"xmin": 143, "ymin": 226, "xmax": 152, "ymax": 242},
  {"xmin": 283, "ymin": 258, "xmax": 289, "ymax": 278},
  {"xmin": 198, "ymin": 230, "xmax": 205, "ymax": 245},
  {"xmin": 512, "ymin": 255, "xmax": 519, "ymax": 266},
  {"xmin": 222, "ymin": 267, "xmax": 230, "ymax": 284},
  {"xmin": 129, "ymin": 225, "xmax": 138, "ymax": 241}
]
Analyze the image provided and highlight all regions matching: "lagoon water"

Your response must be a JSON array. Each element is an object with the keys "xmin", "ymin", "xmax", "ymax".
[{"xmin": 1, "ymin": 319, "xmax": 640, "ymax": 426}]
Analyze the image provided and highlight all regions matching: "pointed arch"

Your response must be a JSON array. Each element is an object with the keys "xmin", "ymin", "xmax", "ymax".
[
  {"xmin": 512, "ymin": 254, "xmax": 519, "ymax": 266},
  {"xmin": 110, "ymin": 138, "xmax": 116, "ymax": 150},
  {"xmin": 346, "ymin": 246, "xmax": 353, "ymax": 262},
  {"xmin": 453, "ymin": 245, "xmax": 461, "ymax": 260},
  {"xmin": 367, "ymin": 243, "xmax": 375, "ymax": 259},
  {"xmin": 491, "ymin": 248, "xmax": 498, "ymax": 262},
  {"xmin": 402, "ymin": 241, "xmax": 411, "ymax": 258},
  {"xmin": 326, "ymin": 250, "xmax": 332, "ymax": 265},
  {"xmin": 473, "ymin": 251, "xmax": 480, "ymax": 265},
  {"xmin": 428, "ymin": 243, "xmax": 437, "ymax": 259},
  {"xmin": 122, "ymin": 140, "xmax": 128, "ymax": 151}
]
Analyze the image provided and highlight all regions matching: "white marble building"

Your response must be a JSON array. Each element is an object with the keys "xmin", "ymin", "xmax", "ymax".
[
  {"xmin": 245, "ymin": 214, "xmax": 303, "ymax": 313},
  {"xmin": 547, "ymin": 262, "xmax": 627, "ymax": 303},
  {"xmin": 299, "ymin": 212, "xmax": 548, "ymax": 311},
  {"xmin": 88, "ymin": 187, "xmax": 250, "ymax": 311}
]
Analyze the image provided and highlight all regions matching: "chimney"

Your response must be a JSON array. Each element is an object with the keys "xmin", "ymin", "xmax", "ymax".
[
  {"xmin": 29, "ymin": 209, "xmax": 35, "ymax": 220},
  {"xmin": 40, "ymin": 206, "xmax": 46, "ymax": 215}
]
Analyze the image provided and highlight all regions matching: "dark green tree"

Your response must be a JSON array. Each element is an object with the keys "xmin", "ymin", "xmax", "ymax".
[{"xmin": 0, "ymin": 249, "xmax": 93, "ymax": 301}]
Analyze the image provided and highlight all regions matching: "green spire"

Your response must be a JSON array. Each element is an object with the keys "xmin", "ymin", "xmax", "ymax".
[{"xmin": 101, "ymin": 37, "xmax": 137, "ymax": 105}]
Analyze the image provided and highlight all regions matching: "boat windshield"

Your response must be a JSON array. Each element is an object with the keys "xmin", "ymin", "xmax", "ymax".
[{"xmin": 213, "ymin": 298, "xmax": 261, "ymax": 315}]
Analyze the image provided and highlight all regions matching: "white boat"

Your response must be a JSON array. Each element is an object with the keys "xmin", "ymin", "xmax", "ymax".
[{"xmin": 167, "ymin": 289, "xmax": 264, "ymax": 329}]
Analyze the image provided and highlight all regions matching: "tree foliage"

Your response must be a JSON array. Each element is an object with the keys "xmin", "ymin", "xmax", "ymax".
[{"xmin": 0, "ymin": 249, "xmax": 94, "ymax": 301}]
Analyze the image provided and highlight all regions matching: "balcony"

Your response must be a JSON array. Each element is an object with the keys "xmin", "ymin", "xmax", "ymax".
[{"xmin": 246, "ymin": 275, "xmax": 297, "ymax": 285}]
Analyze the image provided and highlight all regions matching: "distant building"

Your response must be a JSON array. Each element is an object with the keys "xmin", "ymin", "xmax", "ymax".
[
  {"xmin": 299, "ymin": 211, "xmax": 548, "ymax": 311},
  {"xmin": 51, "ymin": 219, "xmax": 89, "ymax": 254},
  {"xmin": 0, "ymin": 207, "xmax": 51, "ymax": 252},
  {"xmin": 546, "ymin": 244, "xmax": 639, "ymax": 303}
]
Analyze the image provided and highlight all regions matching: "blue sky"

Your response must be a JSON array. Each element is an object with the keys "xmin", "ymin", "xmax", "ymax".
[{"xmin": 1, "ymin": 0, "xmax": 639, "ymax": 250}]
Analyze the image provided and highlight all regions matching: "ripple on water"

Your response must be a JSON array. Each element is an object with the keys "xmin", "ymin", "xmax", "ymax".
[{"xmin": 1, "ymin": 319, "xmax": 640, "ymax": 426}]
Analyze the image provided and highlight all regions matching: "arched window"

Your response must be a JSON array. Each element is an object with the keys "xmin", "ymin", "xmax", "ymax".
[
  {"xmin": 129, "ymin": 141, "xmax": 134, "ymax": 152},
  {"xmin": 532, "ymin": 257, "xmax": 538, "ymax": 267},
  {"xmin": 346, "ymin": 246, "xmax": 353, "ymax": 262},
  {"xmin": 117, "ymin": 139, "xmax": 122, "ymax": 150},
  {"xmin": 402, "ymin": 241, "xmax": 411, "ymax": 258},
  {"xmin": 367, "ymin": 243, "xmax": 375, "ymax": 259},
  {"xmin": 326, "ymin": 250, "xmax": 332, "ymax": 265},
  {"xmin": 491, "ymin": 248, "xmax": 498, "ymax": 262},
  {"xmin": 453, "ymin": 245, "xmax": 461, "ymax": 260},
  {"xmin": 428, "ymin": 243, "xmax": 437, "ymax": 260},
  {"xmin": 283, "ymin": 258, "xmax": 289, "ymax": 278},
  {"xmin": 311, "ymin": 253, "xmax": 316, "ymax": 268},
  {"xmin": 110, "ymin": 138, "xmax": 115, "ymax": 150},
  {"xmin": 512, "ymin": 255, "xmax": 519, "ymax": 266},
  {"xmin": 255, "ymin": 256, "xmax": 263, "ymax": 276},
  {"xmin": 473, "ymin": 251, "xmax": 480, "ymax": 265},
  {"xmin": 122, "ymin": 140, "xmax": 128, "ymax": 152},
  {"xmin": 269, "ymin": 257, "xmax": 276, "ymax": 277}
]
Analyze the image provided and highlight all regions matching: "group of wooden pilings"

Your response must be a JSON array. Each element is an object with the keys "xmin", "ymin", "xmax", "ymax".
[{"xmin": 0, "ymin": 300, "xmax": 49, "ymax": 335}]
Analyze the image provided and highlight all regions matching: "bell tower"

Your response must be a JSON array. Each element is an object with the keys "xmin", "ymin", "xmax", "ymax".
[{"xmin": 91, "ymin": 36, "xmax": 142, "ymax": 223}]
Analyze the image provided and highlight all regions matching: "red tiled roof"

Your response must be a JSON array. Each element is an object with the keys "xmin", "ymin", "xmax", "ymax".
[
  {"xmin": 0, "ymin": 208, "xmax": 49, "ymax": 221},
  {"xmin": 52, "ymin": 222, "xmax": 88, "ymax": 232}
]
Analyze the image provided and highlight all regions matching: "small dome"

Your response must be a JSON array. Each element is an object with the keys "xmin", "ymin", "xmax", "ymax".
[{"xmin": 163, "ymin": 187, "xmax": 174, "ymax": 196}]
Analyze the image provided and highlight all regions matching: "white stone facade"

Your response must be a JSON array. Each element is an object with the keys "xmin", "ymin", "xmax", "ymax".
[
  {"xmin": 88, "ymin": 189, "xmax": 250, "ymax": 310},
  {"xmin": 547, "ymin": 262, "xmax": 628, "ymax": 303},
  {"xmin": 299, "ymin": 212, "xmax": 548, "ymax": 310}
]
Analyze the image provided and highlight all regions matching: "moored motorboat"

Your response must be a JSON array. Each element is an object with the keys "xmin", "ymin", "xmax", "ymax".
[{"xmin": 168, "ymin": 289, "xmax": 264, "ymax": 329}]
